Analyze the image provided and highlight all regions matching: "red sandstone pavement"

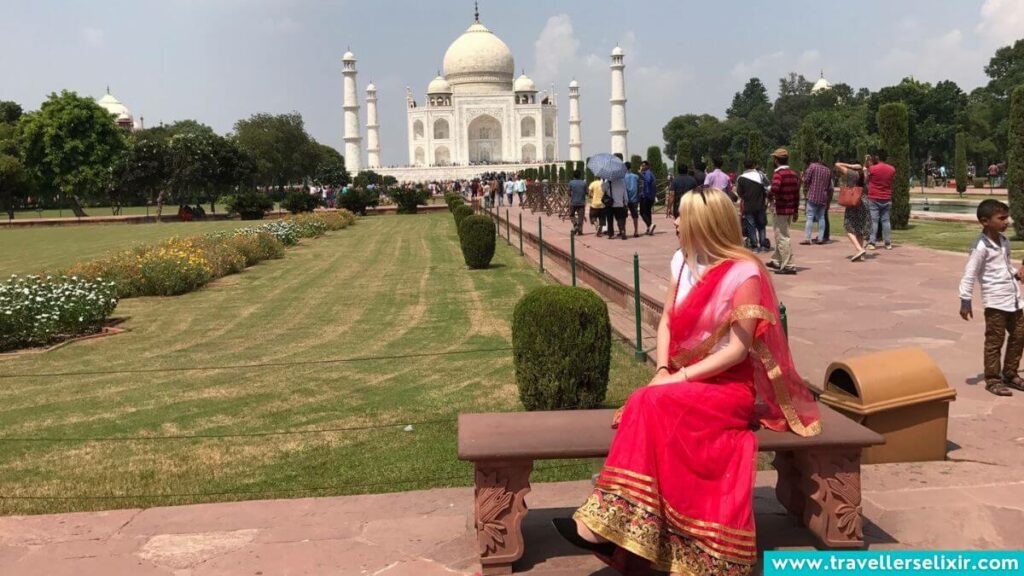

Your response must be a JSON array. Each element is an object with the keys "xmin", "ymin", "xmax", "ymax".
[{"xmin": 2, "ymin": 204, "xmax": 1024, "ymax": 575}]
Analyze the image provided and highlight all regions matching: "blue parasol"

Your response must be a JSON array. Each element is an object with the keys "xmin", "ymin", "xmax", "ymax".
[{"xmin": 587, "ymin": 153, "xmax": 627, "ymax": 180}]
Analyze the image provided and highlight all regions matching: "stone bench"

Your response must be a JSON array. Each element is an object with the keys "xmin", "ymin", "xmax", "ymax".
[{"xmin": 457, "ymin": 404, "xmax": 885, "ymax": 575}]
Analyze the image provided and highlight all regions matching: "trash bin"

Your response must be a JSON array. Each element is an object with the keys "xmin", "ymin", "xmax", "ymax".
[{"xmin": 821, "ymin": 347, "xmax": 956, "ymax": 464}]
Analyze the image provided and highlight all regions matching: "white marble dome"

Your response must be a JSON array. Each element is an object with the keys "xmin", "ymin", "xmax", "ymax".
[
  {"xmin": 366, "ymin": 82, "xmax": 377, "ymax": 92},
  {"xmin": 811, "ymin": 76, "xmax": 832, "ymax": 94},
  {"xmin": 427, "ymin": 75, "xmax": 452, "ymax": 94},
  {"xmin": 514, "ymin": 73, "xmax": 536, "ymax": 92},
  {"xmin": 442, "ymin": 21, "xmax": 514, "ymax": 93}
]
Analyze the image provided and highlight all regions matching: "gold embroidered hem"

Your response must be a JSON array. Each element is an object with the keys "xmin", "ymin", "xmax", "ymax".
[{"xmin": 574, "ymin": 491, "xmax": 755, "ymax": 576}]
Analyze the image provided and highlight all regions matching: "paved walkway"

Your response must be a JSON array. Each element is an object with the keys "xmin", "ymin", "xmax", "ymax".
[{"xmin": 3, "ymin": 203, "xmax": 1023, "ymax": 575}]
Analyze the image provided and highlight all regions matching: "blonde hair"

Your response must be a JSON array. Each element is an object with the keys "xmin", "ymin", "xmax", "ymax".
[{"xmin": 676, "ymin": 188, "xmax": 766, "ymax": 278}]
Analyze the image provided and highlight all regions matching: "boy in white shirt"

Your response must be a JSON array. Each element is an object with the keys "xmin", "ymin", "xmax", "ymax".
[{"xmin": 959, "ymin": 199, "xmax": 1024, "ymax": 396}]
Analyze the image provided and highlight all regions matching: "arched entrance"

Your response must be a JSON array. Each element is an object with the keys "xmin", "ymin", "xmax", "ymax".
[
  {"xmin": 434, "ymin": 145, "xmax": 451, "ymax": 166},
  {"xmin": 468, "ymin": 114, "xmax": 502, "ymax": 164},
  {"xmin": 521, "ymin": 143, "xmax": 537, "ymax": 163}
]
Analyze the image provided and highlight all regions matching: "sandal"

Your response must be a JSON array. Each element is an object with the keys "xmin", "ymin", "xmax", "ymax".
[
  {"xmin": 1003, "ymin": 375, "xmax": 1024, "ymax": 392},
  {"xmin": 986, "ymin": 382, "xmax": 1013, "ymax": 396}
]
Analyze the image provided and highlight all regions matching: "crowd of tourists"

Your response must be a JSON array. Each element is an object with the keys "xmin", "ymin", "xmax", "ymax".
[{"xmin": 568, "ymin": 159, "xmax": 660, "ymax": 240}]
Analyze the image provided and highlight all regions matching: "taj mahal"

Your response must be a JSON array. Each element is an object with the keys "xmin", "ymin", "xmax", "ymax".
[{"xmin": 343, "ymin": 5, "xmax": 630, "ymax": 182}]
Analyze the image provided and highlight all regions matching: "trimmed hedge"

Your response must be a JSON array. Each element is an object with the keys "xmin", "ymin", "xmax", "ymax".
[
  {"xmin": 512, "ymin": 286, "xmax": 611, "ymax": 410},
  {"xmin": 877, "ymin": 102, "xmax": 911, "ymax": 230},
  {"xmin": 453, "ymin": 204, "xmax": 474, "ymax": 231},
  {"xmin": 458, "ymin": 215, "xmax": 496, "ymax": 269},
  {"xmin": 1010, "ymin": 85, "xmax": 1024, "ymax": 239},
  {"xmin": 955, "ymin": 132, "xmax": 968, "ymax": 194}
]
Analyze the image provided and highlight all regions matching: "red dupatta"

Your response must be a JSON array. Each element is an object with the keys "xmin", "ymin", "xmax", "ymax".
[{"xmin": 667, "ymin": 258, "xmax": 821, "ymax": 437}]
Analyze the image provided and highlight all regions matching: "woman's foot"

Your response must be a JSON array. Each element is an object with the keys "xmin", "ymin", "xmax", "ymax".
[
  {"xmin": 551, "ymin": 517, "xmax": 615, "ymax": 554},
  {"xmin": 851, "ymin": 250, "xmax": 867, "ymax": 262}
]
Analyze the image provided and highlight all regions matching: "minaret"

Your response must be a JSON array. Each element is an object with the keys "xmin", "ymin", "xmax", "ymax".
[
  {"xmin": 568, "ymin": 79, "xmax": 582, "ymax": 162},
  {"xmin": 366, "ymin": 83, "xmax": 381, "ymax": 169},
  {"xmin": 609, "ymin": 46, "xmax": 628, "ymax": 158},
  {"xmin": 342, "ymin": 49, "xmax": 363, "ymax": 173}
]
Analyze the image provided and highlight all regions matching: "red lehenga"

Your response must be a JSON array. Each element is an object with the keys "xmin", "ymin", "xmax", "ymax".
[{"xmin": 573, "ymin": 258, "xmax": 821, "ymax": 575}]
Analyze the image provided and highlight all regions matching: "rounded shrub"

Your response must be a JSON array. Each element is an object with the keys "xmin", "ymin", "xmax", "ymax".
[
  {"xmin": 512, "ymin": 286, "xmax": 611, "ymax": 410},
  {"xmin": 453, "ymin": 204, "xmax": 474, "ymax": 231},
  {"xmin": 458, "ymin": 215, "xmax": 496, "ymax": 269}
]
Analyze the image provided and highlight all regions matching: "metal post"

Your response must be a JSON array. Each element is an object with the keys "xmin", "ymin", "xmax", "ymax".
[
  {"xmin": 779, "ymin": 302, "xmax": 788, "ymax": 339},
  {"xmin": 518, "ymin": 213, "xmax": 524, "ymax": 256},
  {"xmin": 633, "ymin": 253, "xmax": 645, "ymax": 361},
  {"xmin": 506, "ymin": 209, "xmax": 510, "ymax": 245},
  {"xmin": 538, "ymin": 217, "xmax": 544, "ymax": 273},
  {"xmin": 570, "ymin": 230, "xmax": 577, "ymax": 286}
]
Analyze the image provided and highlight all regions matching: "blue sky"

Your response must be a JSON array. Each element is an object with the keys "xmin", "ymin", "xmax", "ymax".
[{"xmin": 2, "ymin": 0, "xmax": 1021, "ymax": 166}]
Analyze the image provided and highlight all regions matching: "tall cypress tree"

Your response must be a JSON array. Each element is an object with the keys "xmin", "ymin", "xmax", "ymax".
[
  {"xmin": 877, "ymin": 102, "xmax": 911, "ymax": 230},
  {"xmin": 630, "ymin": 154, "xmax": 642, "ymax": 171},
  {"xmin": 746, "ymin": 131, "xmax": 763, "ymax": 167},
  {"xmin": 955, "ymin": 132, "xmax": 968, "ymax": 195},
  {"xmin": 675, "ymin": 140, "xmax": 692, "ymax": 169},
  {"xmin": 1009, "ymin": 86, "xmax": 1024, "ymax": 238}
]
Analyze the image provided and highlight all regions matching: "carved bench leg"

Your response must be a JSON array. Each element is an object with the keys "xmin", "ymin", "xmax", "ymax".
[
  {"xmin": 794, "ymin": 449, "xmax": 865, "ymax": 548},
  {"xmin": 474, "ymin": 460, "xmax": 534, "ymax": 576}
]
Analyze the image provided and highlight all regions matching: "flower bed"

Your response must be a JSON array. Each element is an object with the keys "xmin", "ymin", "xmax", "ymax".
[
  {"xmin": 0, "ymin": 275, "xmax": 118, "ymax": 352},
  {"xmin": 2, "ymin": 211, "xmax": 357, "ymax": 352}
]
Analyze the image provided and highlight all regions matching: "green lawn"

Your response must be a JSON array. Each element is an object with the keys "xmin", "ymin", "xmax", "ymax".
[
  {"xmin": 0, "ymin": 212, "xmax": 651, "ymax": 515},
  {"xmin": 8, "ymin": 204, "xmax": 232, "ymax": 220},
  {"xmin": 0, "ymin": 221, "xmax": 247, "ymax": 276},
  {"xmin": 821, "ymin": 213, "xmax": 1021, "ymax": 256}
]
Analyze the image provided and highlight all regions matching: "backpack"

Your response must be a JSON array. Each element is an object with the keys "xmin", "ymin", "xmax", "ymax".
[{"xmin": 601, "ymin": 180, "xmax": 613, "ymax": 208}]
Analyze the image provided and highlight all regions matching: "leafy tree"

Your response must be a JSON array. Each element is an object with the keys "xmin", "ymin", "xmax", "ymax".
[
  {"xmin": 746, "ymin": 130, "xmax": 763, "ymax": 166},
  {"xmin": 18, "ymin": 90, "xmax": 127, "ymax": 214},
  {"xmin": 312, "ymin": 144, "xmax": 348, "ymax": 189},
  {"xmin": 354, "ymin": 170, "xmax": 396, "ymax": 188},
  {"xmin": 161, "ymin": 129, "xmax": 218, "ymax": 217},
  {"xmin": 797, "ymin": 118, "xmax": 821, "ymax": 165},
  {"xmin": 0, "ymin": 154, "xmax": 31, "ymax": 219},
  {"xmin": 0, "ymin": 101, "xmax": 23, "ymax": 124},
  {"xmin": 985, "ymin": 39, "xmax": 1024, "ymax": 100},
  {"xmin": 109, "ymin": 133, "xmax": 170, "ymax": 214},
  {"xmin": 233, "ymin": 112, "xmax": 317, "ymax": 191},
  {"xmin": 629, "ymin": 154, "xmax": 642, "ymax": 171},
  {"xmin": 955, "ymin": 132, "xmax": 968, "ymax": 194},
  {"xmin": 772, "ymin": 73, "xmax": 813, "ymax": 144},
  {"xmin": 1009, "ymin": 86, "xmax": 1024, "ymax": 238},
  {"xmin": 727, "ymin": 78, "xmax": 773, "ymax": 134},
  {"xmin": 878, "ymin": 102, "xmax": 911, "ymax": 230}
]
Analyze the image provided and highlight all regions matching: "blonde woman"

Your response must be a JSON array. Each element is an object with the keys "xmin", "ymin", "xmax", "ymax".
[
  {"xmin": 554, "ymin": 188, "xmax": 821, "ymax": 576},
  {"xmin": 835, "ymin": 155, "xmax": 872, "ymax": 261}
]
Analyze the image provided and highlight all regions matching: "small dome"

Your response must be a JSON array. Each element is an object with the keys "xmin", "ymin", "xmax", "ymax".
[
  {"xmin": 442, "ymin": 21, "xmax": 514, "ymax": 92},
  {"xmin": 427, "ymin": 75, "xmax": 452, "ymax": 94},
  {"xmin": 366, "ymin": 83, "xmax": 377, "ymax": 92},
  {"xmin": 97, "ymin": 93, "xmax": 131, "ymax": 121},
  {"xmin": 611, "ymin": 46, "xmax": 624, "ymax": 57},
  {"xmin": 342, "ymin": 50, "xmax": 356, "ymax": 61},
  {"xmin": 514, "ymin": 73, "xmax": 537, "ymax": 92},
  {"xmin": 569, "ymin": 79, "xmax": 579, "ymax": 88},
  {"xmin": 811, "ymin": 76, "xmax": 832, "ymax": 94}
]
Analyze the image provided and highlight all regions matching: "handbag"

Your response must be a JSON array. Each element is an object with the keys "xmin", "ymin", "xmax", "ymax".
[{"xmin": 837, "ymin": 186, "xmax": 862, "ymax": 208}]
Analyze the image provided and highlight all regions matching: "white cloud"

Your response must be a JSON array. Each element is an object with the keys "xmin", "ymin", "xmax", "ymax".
[
  {"xmin": 878, "ymin": 28, "xmax": 986, "ymax": 87},
  {"xmin": 533, "ymin": 15, "xmax": 579, "ymax": 87},
  {"xmin": 731, "ymin": 51, "xmax": 785, "ymax": 80},
  {"xmin": 262, "ymin": 16, "xmax": 300, "ymax": 35},
  {"xmin": 81, "ymin": 27, "xmax": 104, "ymax": 47},
  {"xmin": 977, "ymin": 0, "xmax": 1024, "ymax": 47}
]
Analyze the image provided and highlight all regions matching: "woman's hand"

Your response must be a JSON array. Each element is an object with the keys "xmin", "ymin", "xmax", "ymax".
[{"xmin": 647, "ymin": 369, "xmax": 681, "ymax": 387}]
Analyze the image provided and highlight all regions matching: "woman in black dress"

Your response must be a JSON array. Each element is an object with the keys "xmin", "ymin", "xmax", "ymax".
[{"xmin": 835, "ymin": 157, "xmax": 871, "ymax": 261}]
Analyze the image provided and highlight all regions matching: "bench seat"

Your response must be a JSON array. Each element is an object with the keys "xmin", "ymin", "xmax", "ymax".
[{"xmin": 457, "ymin": 404, "xmax": 884, "ymax": 575}]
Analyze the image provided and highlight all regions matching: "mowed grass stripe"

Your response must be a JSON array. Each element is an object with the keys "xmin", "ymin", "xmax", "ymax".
[{"xmin": 0, "ymin": 212, "xmax": 651, "ymax": 514}]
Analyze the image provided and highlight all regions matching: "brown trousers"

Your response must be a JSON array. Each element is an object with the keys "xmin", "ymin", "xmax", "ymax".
[{"xmin": 983, "ymin": 308, "xmax": 1024, "ymax": 385}]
